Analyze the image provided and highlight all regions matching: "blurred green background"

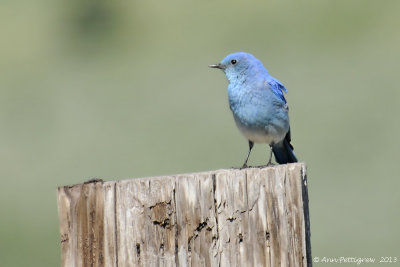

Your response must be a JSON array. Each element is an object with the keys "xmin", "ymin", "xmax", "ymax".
[{"xmin": 1, "ymin": 0, "xmax": 399, "ymax": 266}]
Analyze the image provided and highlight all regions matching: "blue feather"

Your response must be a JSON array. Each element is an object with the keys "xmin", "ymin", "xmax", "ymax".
[
  {"xmin": 267, "ymin": 77, "xmax": 287, "ymax": 103},
  {"xmin": 210, "ymin": 52, "xmax": 297, "ymax": 166}
]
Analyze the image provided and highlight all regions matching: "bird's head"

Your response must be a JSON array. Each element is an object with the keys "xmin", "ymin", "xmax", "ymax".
[{"xmin": 209, "ymin": 52, "xmax": 269, "ymax": 83}]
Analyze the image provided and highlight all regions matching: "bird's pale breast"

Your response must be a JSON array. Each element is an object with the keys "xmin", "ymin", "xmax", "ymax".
[{"xmin": 228, "ymin": 84, "xmax": 289, "ymax": 145}]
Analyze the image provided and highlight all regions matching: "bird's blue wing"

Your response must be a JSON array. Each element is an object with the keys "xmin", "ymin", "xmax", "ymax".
[{"xmin": 267, "ymin": 77, "xmax": 287, "ymax": 103}]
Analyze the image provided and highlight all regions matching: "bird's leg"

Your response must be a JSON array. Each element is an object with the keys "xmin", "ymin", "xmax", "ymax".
[
  {"xmin": 241, "ymin": 140, "xmax": 254, "ymax": 169},
  {"xmin": 267, "ymin": 144, "xmax": 275, "ymax": 166}
]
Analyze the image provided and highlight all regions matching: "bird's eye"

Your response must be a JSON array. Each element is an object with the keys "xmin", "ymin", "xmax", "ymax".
[{"xmin": 231, "ymin": 59, "xmax": 237, "ymax": 65}]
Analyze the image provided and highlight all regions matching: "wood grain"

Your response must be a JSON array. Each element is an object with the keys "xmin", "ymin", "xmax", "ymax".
[{"xmin": 57, "ymin": 163, "xmax": 311, "ymax": 267}]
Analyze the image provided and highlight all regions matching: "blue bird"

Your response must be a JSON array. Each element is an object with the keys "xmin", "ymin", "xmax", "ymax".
[{"xmin": 209, "ymin": 52, "xmax": 297, "ymax": 167}]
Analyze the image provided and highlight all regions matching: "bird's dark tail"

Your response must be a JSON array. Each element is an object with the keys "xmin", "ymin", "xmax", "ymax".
[{"xmin": 272, "ymin": 130, "xmax": 298, "ymax": 164}]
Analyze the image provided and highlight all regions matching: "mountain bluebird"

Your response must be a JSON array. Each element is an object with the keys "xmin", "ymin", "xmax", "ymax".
[{"xmin": 209, "ymin": 52, "xmax": 297, "ymax": 167}]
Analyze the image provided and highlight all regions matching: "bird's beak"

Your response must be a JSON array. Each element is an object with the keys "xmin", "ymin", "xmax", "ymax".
[{"xmin": 208, "ymin": 63, "xmax": 225, "ymax": 70}]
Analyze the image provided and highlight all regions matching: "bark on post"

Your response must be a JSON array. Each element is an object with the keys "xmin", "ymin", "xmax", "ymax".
[{"xmin": 57, "ymin": 163, "xmax": 311, "ymax": 267}]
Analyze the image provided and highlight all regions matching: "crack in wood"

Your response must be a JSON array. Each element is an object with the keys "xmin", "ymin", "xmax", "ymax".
[
  {"xmin": 238, "ymin": 233, "xmax": 243, "ymax": 243},
  {"xmin": 57, "ymin": 164, "xmax": 311, "ymax": 267},
  {"xmin": 188, "ymin": 219, "xmax": 209, "ymax": 246},
  {"xmin": 227, "ymin": 217, "xmax": 236, "ymax": 222},
  {"xmin": 113, "ymin": 183, "xmax": 119, "ymax": 267},
  {"xmin": 212, "ymin": 173, "xmax": 220, "ymax": 253},
  {"xmin": 60, "ymin": 234, "xmax": 69, "ymax": 243},
  {"xmin": 136, "ymin": 243, "xmax": 140, "ymax": 256},
  {"xmin": 172, "ymin": 187, "xmax": 179, "ymax": 266},
  {"xmin": 152, "ymin": 218, "xmax": 170, "ymax": 228}
]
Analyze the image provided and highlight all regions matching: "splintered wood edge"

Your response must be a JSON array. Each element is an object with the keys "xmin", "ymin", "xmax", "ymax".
[
  {"xmin": 57, "ymin": 163, "xmax": 306, "ymax": 189},
  {"xmin": 56, "ymin": 162, "xmax": 309, "ymax": 267}
]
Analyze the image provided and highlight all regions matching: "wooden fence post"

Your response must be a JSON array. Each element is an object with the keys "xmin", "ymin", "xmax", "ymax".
[{"xmin": 57, "ymin": 163, "xmax": 311, "ymax": 267}]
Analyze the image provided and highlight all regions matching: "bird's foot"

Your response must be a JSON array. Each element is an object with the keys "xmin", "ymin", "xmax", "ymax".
[
  {"xmin": 230, "ymin": 164, "xmax": 250, "ymax": 169},
  {"xmin": 229, "ymin": 165, "xmax": 246, "ymax": 169},
  {"xmin": 232, "ymin": 163, "xmax": 277, "ymax": 170},
  {"xmin": 240, "ymin": 163, "xmax": 249, "ymax": 169},
  {"xmin": 265, "ymin": 157, "xmax": 276, "ymax": 167},
  {"xmin": 249, "ymin": 163, "xmax": 276, "ymax": 169}
]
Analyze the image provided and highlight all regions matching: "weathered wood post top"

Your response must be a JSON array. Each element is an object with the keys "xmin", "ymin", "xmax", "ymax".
[{"xmin": 57, "ymin": 163, "xmax": 311, "ymax": 267}]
